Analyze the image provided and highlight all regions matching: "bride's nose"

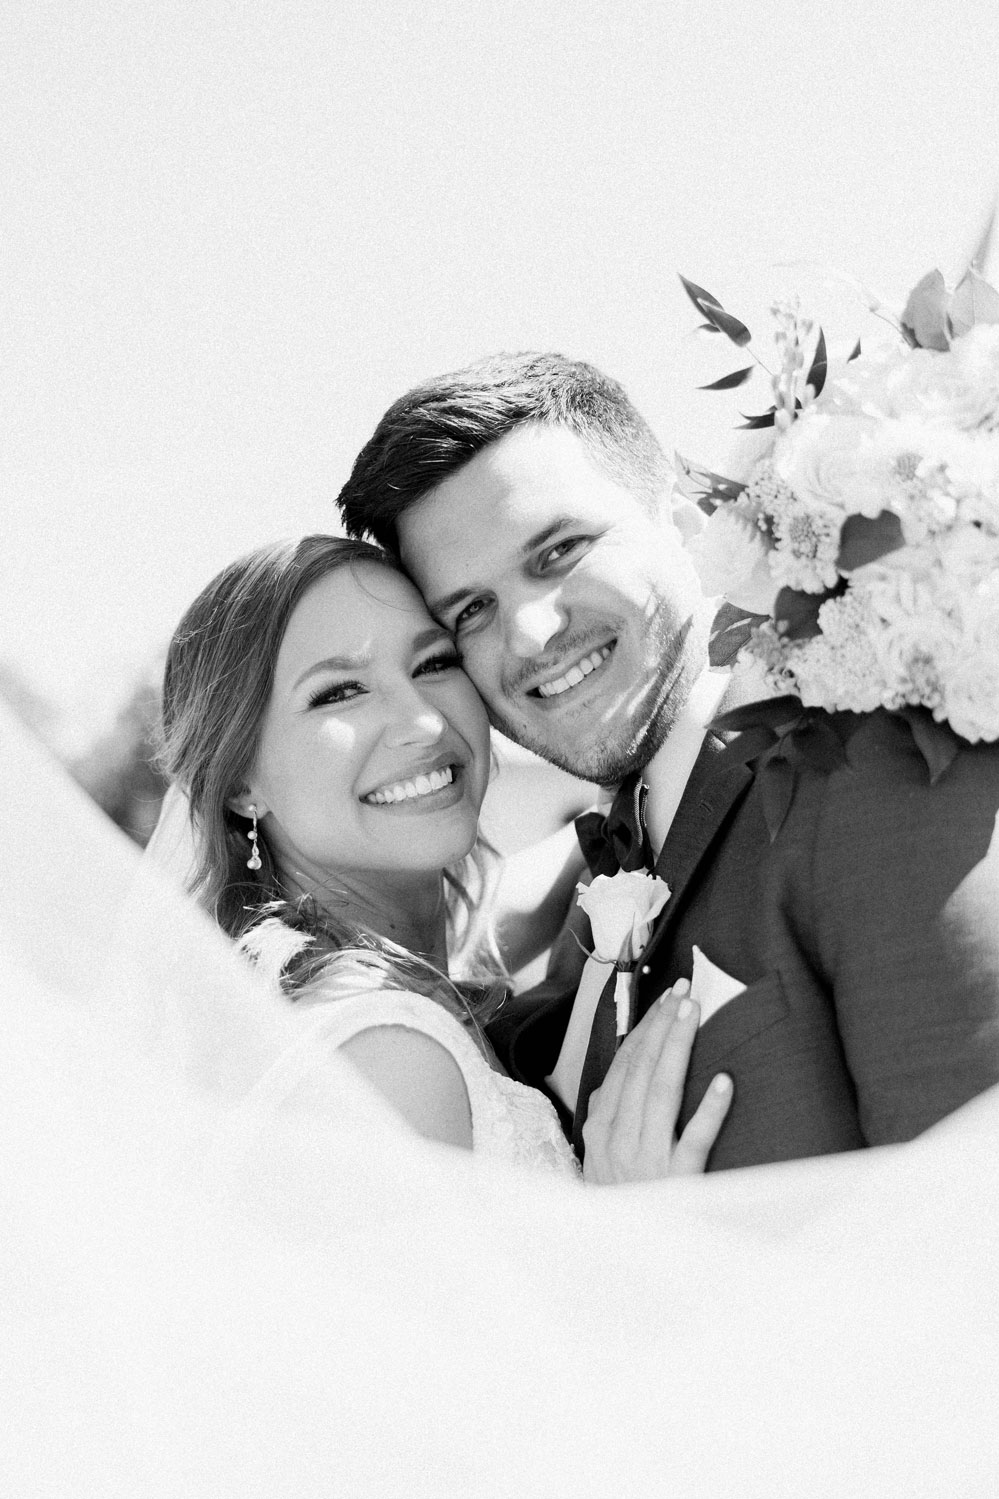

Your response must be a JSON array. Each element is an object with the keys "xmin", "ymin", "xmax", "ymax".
[{"xmin": 381, "ymin": 683, "xmax": 448, "ymax": 749}]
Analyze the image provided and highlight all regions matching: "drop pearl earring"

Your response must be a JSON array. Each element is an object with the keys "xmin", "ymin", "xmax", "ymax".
[{"xmin": 246, "ymin": 805, "xmax": 262, "ymax": 871}]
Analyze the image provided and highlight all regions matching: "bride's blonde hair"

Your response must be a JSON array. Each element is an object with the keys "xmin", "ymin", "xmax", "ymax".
[{"xmin": 159, "ymin": 535, "xmax": 505, "ymax": 1013}]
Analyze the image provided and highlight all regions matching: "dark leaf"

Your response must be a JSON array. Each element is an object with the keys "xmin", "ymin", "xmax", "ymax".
[
  {"xmin": 673, "ymin": 453, "xmax": 747, "ymax": 503},
  {"xmin": 949, "ymin": 267, "xmax": 999, "ymax": 336},
  {"xmin": 712, "ymin": 695, "xmax": 805, "ymax": 736},
  {"xmin": 795, "ymin": 717, "xmax": 848, "ymax": 775},
  {"xmin": 805, "ymin": 328, "xmax": 828, "ymax": 398},
  {"xmin": 712, "ymin": 724, "xmax": 779, "ymax": 769},
  {"xmin": 773, "ymin": 587, "xmax": 829, "ymax": 641},
  {"xmin": 698, "ymin": 365, "xmax": 756, "ymax": 391},
  {"xmin": 759, "ymin": 754, "xmax": 796, "ymax": 842},
  {"xmin": 847, "ymin": 338, "xmax": 862, "ymax": 362},
  {"xmin": 897, "ymin": 708, "xmax": 961, "ymax": 784},
  {"xmin": 900, "ymin": 269, "xmax": 950, "ymax": 351},
  {"xmin": 737, "ymin": 408, "xmax": 777, "ymax": 430},
  {"xmin": 678, "ymin": 275, "xmax": 725, "ymax": 314},
  {"xmin": 703, "ymin": 304, "xmax": 753, "ymax": 346},
  {"xmin": 708, "ymin": 605, "xmax": 771, "ymax": 667},
  {"xmin": 837, "ymin": 511, "xmax": 905, "ymax": 571},
  {"xmin": 696, "ymin": 322, "xmax": 721, "ymax": 333}
]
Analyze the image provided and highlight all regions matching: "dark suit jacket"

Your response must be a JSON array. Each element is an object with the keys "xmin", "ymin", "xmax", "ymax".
[{"xmin": 489, "ymin": 708, "xmax": 999, "ymax": 1171}]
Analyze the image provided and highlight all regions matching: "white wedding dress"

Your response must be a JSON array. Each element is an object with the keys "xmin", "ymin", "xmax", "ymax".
[
  {"xmin": 295, "ymin": 988, "xmax": 580, "ymax": 1175},
  {"xmin": 3, "ymin": 697, "xmax": 999, "ymax": 1498}
]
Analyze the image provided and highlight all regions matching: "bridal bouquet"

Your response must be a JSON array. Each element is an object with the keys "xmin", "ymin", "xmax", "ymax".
[{"xmin": 678, "ymin": 262, "xmax": 999, "ymax": 751}]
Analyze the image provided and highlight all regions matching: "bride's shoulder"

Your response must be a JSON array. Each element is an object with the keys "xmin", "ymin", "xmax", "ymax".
[
  {"xmin": 296, "ymin": 983, "xmax": 483, "ymax": 1068},
  {"xmin": 298, "ymin": 988, "xmax": 481, "ymax": 1149}
]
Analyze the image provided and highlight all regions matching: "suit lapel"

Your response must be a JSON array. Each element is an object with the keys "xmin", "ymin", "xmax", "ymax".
[
  {"xmin": 638, "ymin": 736, "xmax": 753, "ymax": 977},
  {"xmin": 573, "ymin": 740, "xmax": 753, "ymax": 1150}
]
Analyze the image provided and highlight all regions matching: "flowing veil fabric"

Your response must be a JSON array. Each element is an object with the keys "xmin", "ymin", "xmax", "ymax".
[{"xmin": 2, "ymin": 696, "xmax": 998, "ymax": 1496}]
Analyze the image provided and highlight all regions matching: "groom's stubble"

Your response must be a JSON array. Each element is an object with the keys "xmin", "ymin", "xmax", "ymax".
[{"xmin": 479, "ymin": 600, "xmax": 709, "ymax": 787}]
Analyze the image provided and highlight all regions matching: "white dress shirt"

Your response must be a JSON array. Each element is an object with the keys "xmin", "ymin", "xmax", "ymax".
[{"xmin": 545, "ymin": 668, "xmax": 730, "ymax": 1113}]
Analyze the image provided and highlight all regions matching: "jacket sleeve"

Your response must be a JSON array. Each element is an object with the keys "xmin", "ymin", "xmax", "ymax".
[{"xmin": 801, "ymin": 720, "xmax": 999, "ymax": 1145}]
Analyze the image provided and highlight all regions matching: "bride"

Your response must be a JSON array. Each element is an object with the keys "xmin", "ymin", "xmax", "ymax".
[{"xmin": 158, "ymin": 532, "xmax": 732, "ymax": 1180}]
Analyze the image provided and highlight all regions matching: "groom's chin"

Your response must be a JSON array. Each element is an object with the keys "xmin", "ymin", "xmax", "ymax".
[{"xmin": 499, "ymin": 722, "xmax": 647, "ymax": 786}]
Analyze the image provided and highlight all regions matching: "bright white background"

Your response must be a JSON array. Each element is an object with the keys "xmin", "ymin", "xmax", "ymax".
[{"xmin": 3, "ymin": 0, "xmax": 998, "ymax": 747}]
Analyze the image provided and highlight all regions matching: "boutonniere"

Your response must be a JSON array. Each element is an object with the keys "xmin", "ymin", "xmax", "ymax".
[{"xmin": 575, "ymin": 870, "xmax": 671, "ymax": 1036}]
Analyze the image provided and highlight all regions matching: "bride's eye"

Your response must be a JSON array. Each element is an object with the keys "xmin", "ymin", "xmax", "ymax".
[
  {"xmin": 307, "ymin": 679, "xmax": 364, "ymax": 708},
  {"xmin": 415, "ymin": 650, "xmax": 463, "ymax": 677}
]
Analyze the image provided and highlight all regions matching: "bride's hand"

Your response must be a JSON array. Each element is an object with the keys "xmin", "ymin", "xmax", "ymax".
[{"xmin": 581, "ymin": 981, "xmax": 733, "ymax": 1184}]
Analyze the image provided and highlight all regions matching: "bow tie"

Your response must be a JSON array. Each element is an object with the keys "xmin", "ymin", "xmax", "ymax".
[{"xmin": 574, "ymin": 777, "xmax": 652, "ymax": 878}]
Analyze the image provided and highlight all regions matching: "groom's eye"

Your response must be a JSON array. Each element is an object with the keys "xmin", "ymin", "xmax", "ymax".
[
  {"xmin": 453, "ymin": 597, "xmax": 490, "ymax": 630},
  {"xmin": 539, "ymin": 536, "xmax": 588, "ymax": 568}
]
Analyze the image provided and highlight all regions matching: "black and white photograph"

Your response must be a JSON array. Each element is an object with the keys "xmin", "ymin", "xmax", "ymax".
[{"xmin": 3, "ymin": 2, "xmax": 999, "ymax": 1493}]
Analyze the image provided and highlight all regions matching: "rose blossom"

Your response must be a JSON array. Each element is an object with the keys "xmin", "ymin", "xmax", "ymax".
[
  {"xmin": 773, "ymin": 411, "xmax": 887, "ymax": 518},
  {"xmin": 686, "ymin": 503, "xmax": 780, "ymax": 614},
  {"xmin": 575, "ymin": 871, "xmax": 671, "ymax": 966}
]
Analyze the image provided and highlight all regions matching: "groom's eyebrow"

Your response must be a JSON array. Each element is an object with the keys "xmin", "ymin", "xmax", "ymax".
[{"xmin": 427, "ymin": 519, "xmax": 574, "ymax": 618}]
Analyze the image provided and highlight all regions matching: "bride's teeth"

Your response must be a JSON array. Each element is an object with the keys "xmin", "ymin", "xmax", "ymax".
[{"xmin": 365, "ymin": 765, "xmax": 455, "ymax": 804}]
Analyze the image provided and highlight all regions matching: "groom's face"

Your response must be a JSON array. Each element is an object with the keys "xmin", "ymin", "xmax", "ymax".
[{"xmin": 396, "ymin": 423, "xmax": 711, "ymax": 783}]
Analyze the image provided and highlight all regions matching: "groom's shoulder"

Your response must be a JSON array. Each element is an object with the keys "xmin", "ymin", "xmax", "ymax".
[{"xmin": 781, "ymin": 710, "xmax": 999, "ymax": 871}]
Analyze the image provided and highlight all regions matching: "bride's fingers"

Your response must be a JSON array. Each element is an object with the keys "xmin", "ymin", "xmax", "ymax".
[
  {"xmin": 670, "ymin": 1074, "xmax": 734, "ymax": 1175},
  {"xmin": 592, "ymin": 982, "xmax": 687, "ymax": 1129},
  {"xmin": 603, "ymin": 998, "xmax": 683, "ymax": 1155},
  {"xmin": 631, "ymin": 992, "xmax": 703, "ymax": 1149},
  {"xmin": 582, "ymin": 999, "xmax": 680, "ymax": 1179}
]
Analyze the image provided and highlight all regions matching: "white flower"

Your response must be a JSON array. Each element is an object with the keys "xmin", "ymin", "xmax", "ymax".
[
  {"xmin": 575, "ymin": 870, "xmax": 671, "ymax": 967},
  {"xmin": 686, "ymin": 276, "xmax": 999, "ymax": 745},
  {"xmin": 887, "ymin": 328, "xmax": 999, "ymax": 431},
  {"xmin": 815, "ymin": 340, "xmax": 913, "ymax": 419},
  {"xmin": 686, "ymin": 503, "xmax": 780, "ymax": 614},
  {"xmin": 793, "ymin": 592, "xmax": 885, "ymax": 713},
  {"xmin": 774, "ymin": 411, "xmax": 886, "ymax": 517},
  {"xmin": 767, "ymin": 500, "xmax": 843, "ymax": 593},
  {"xmin": 941, "ymin": 576, "xmax": 999, "ymax": 741}
]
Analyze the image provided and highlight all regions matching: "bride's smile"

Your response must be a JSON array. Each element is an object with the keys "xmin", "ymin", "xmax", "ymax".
[{"xmin": 244, "ymin": 563, "xmax": 491, "ymax": 893}]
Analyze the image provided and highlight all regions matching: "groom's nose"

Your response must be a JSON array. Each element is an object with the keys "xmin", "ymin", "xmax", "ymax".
[{"xmin": 504, "ymin": 590, "xmax": 568, "ymax": 658}]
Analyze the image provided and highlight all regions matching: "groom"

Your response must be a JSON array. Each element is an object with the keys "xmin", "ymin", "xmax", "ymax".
[{"xmin": 336, "ymin": 352, "xmax": 999, "ymax": 1170}]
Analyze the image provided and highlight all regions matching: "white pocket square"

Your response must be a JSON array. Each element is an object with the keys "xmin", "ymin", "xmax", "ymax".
[{"xmin": 690, "ymin": 946, "xmax": 746, "ymax": 1026}]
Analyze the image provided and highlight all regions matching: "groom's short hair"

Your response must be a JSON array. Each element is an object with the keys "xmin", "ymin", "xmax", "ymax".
[{"xmin": 336, "ymin": 351, "xmax": 672, "ymax": 552}]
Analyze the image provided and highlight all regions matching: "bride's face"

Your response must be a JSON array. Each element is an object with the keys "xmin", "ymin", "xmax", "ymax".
[{"xmin": 246, "ymin": 564, "xmax": 490, "ymax": 886}]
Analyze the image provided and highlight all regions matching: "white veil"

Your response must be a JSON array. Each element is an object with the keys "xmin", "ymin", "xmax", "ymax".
[{"xmin": 3, "ymin": 695, "xmax": 997, "ymax": 1496}]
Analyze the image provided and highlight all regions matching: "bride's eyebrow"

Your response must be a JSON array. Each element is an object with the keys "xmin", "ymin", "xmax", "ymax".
[
  {"xmin": 293, "ymin": 654, "xmax": 366, "ymax": 690},
  {"xmin": 292, "ymin": 627, "xmax": 450, "ymax": 690}
]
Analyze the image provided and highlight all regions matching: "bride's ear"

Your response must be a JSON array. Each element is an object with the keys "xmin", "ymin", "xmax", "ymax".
[{"xmin": 227, "ymin": 786, "xmax": 268, "ymax": 820}]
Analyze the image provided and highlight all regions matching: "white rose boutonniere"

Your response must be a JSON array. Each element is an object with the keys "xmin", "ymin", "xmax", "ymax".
[{"xmin": 576, "ymin": 870, "xmax": 671, "ymax": 1036}]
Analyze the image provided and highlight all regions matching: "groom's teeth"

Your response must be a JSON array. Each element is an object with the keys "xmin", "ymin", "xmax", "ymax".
[
  {"xmin": 537, "ymin": 646, "xmax": 611, "ymax": 699},
  {"xmin": 364, "ymin": 766, "xmax": 455, "ymax": 805}
]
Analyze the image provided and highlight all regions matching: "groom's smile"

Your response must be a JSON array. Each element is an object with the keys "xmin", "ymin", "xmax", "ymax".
[
  {"xmin": 397, "ymin": 423, "xmax": 711, "ymax": 784},
  {"xmin": 531, "ymin": 642, "xmax": 614, "ymax": 701}
]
